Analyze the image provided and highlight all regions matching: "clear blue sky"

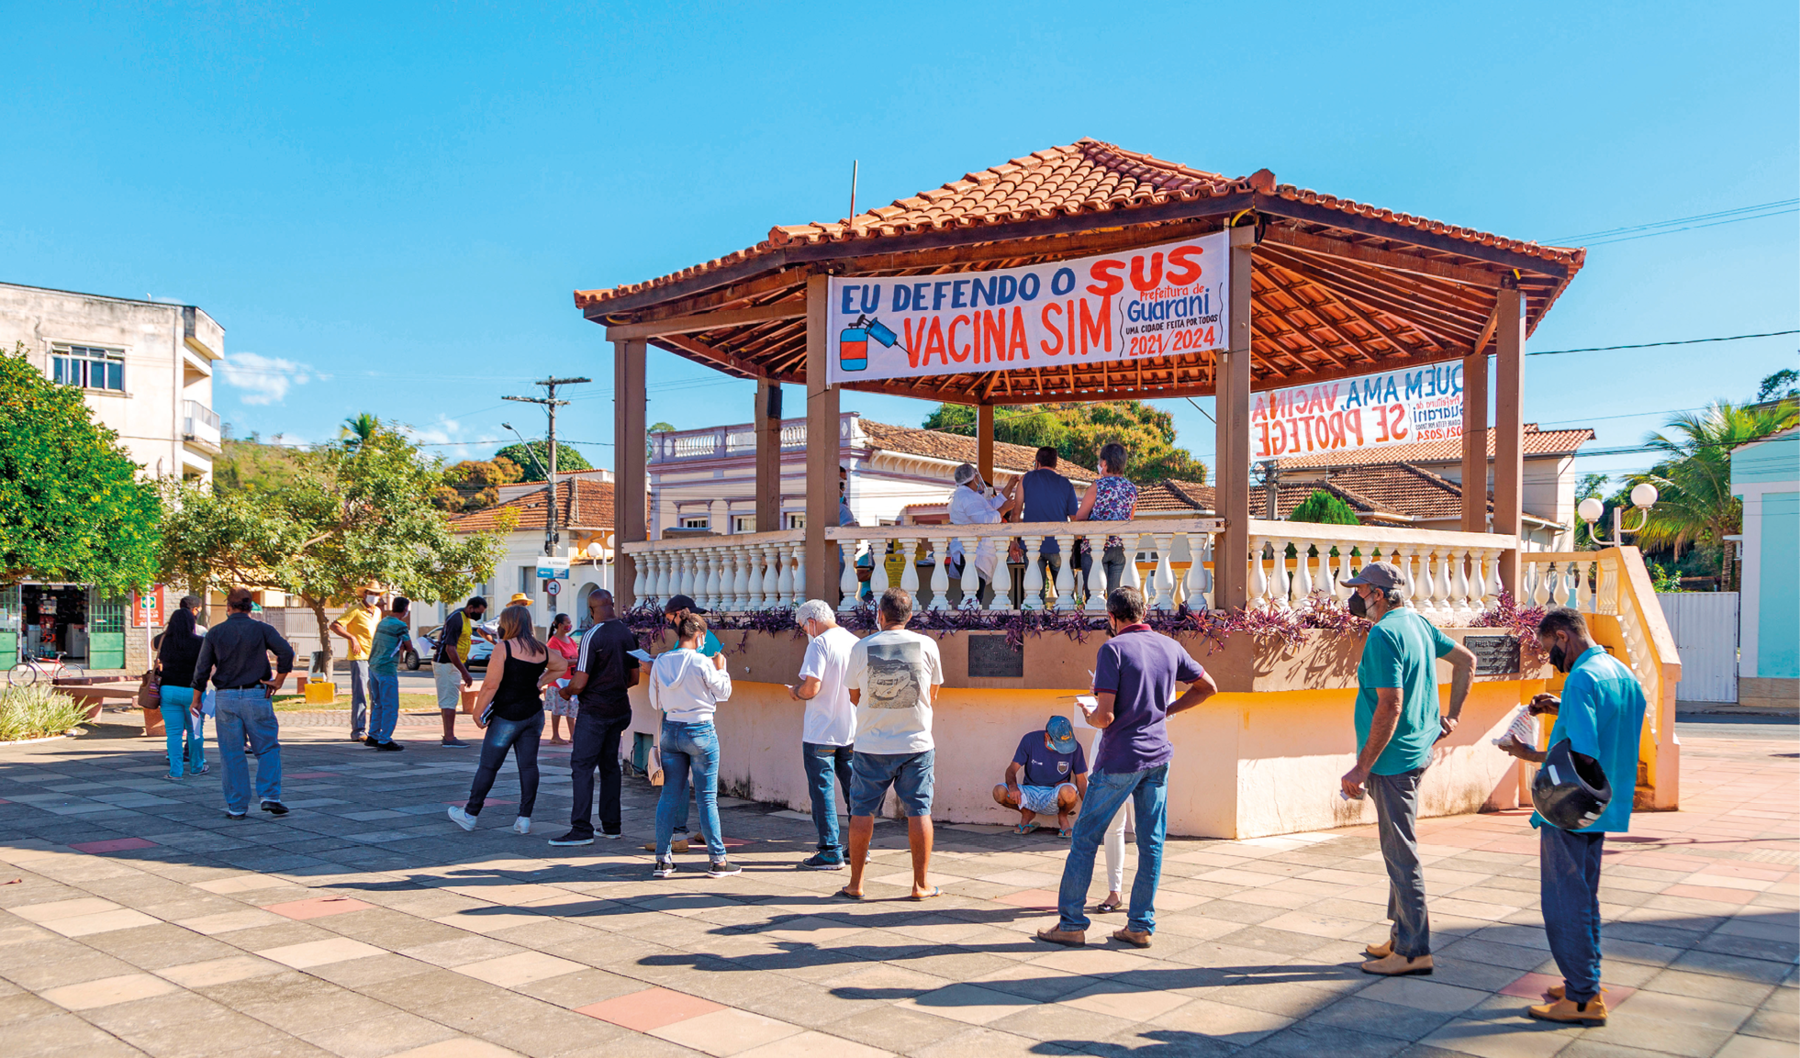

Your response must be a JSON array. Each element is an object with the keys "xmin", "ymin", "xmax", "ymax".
[{"xmin": 4, "ymin": 2, "xmax": 1795, "ymax": 485}]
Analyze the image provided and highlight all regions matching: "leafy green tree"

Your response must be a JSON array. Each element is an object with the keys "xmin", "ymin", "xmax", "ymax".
[
  {"xmin": 1573, "ymin": 472, "xmax": 1612, "ymax": 550},
  {"xmin": 495, "ymin": 440, "xmax": 590, "ymax": 480},
  {"xmin": 1756, "ymin": 368, "xmax": 1798, "ymax": 404},
  {"xmin": 210, "ymin": 436, "xmax": 308, "ymax": 493},
  {"xmin": 340, "ymin": 411, "xmax": 380, "ymax": 451},
  {"xmin": 921, "ymin": 401, "xmax": 1207, "ymax": 484},
  {"xmin": 1631, "ymin": 400, "xmax": 1799, "ymax": 590},
  {"xmin": 161, "ymin": 422, "xmax": 514, "ymax": 665},
  {"xmin": 435, "ymin": 456, "xmax": 525, "ymax": 512},
  {"xmin": 0, "ymin": 342, "xmax": 162, "ymax": 593},
  {"xmin": 1288, "ymin": 489, "xmax": 1360, "ymax": 525}
]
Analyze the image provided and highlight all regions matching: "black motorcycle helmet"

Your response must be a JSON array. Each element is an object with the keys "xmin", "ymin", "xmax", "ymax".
[{"xmin": 1531, "ymin": 738, "xmax": 1613, "ymax": 831}]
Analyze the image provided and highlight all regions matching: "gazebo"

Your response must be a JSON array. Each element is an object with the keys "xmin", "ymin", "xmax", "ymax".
[
  {"xmin": 571, "ymin": 141, "xmax": 1679, "ymax": 837},
  {"xmin": 577, "ymin": 140, "xmax": 1581, "ymax": 612}
]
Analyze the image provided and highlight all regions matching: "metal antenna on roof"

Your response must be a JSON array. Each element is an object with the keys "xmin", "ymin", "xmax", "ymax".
[{"xmin": 849, "ymin": 160, "xmax": 858, "ymax": 221}]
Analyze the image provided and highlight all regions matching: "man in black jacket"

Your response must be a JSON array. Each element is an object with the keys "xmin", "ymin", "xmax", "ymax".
[
  {"xmin": 192, "ymin": 588, "xmax": 296, "ymax": 819},
  {"xmin": 549, "ymin": 588, "xmax": 640, "ymax": 846}
]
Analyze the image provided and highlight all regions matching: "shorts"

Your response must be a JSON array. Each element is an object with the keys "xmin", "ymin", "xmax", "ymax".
[
  {"xmin": 434, "ymin": 664, "xmax": 464, "ymax": 711},
  {"xmin": 549, "ymin": 684, "xmax": 577, "ymax": 718},
  {"xmin": 850, "ymin": 749, "xmax": 934, "ymax": 818},
  {"xmin": 1020, "ymin": 783, "xmax": 1078, "ymax": 815}
]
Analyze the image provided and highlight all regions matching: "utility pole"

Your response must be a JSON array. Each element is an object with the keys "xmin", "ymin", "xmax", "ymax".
[{"xmin": 503, "ymin": 377, "xmax": 590, "ymax": 559}]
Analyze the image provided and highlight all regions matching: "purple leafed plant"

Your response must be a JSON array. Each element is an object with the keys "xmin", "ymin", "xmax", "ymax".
[{"xmin": 1470, "ymin": 591, "xmax": 1549, "ymax": 666}]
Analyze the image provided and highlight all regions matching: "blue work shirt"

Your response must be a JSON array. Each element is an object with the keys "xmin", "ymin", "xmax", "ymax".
[
  {"xmin": 1355, "ymin": 608, "xmax": 1457, "ymax": 775},
  {"xmin": 1532, "ymin": 645, "xmax": 1646, "ymax": 834}
]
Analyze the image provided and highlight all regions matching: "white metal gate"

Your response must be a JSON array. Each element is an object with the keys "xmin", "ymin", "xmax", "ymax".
[{"xmin": 1657, "ymin": 592, "xmax": 1739, "ymax": 703}]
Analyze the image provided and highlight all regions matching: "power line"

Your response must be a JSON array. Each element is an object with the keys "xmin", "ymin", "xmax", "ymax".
[
  {"xmin": 1548, "ymin": 199, "xmax": 1799, "ymax": 245},
  {"xmin": 1528, "ymin": 330, "xmax": 1798, "ymax": 356}
]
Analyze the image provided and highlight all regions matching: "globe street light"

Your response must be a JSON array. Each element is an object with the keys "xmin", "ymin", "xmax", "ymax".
[{"xmin": 1578, "ymin": 483, "xmax": 1658, "ymax": 548}]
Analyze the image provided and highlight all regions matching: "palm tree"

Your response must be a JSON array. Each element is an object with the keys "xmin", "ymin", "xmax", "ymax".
[
  {"xmin": 1632, "ymin": 400, "xmax": 1798, "ymax": 589},
  {"xmin": 340, "ymin": 412, "xmax": 380, "ymax": 452}
]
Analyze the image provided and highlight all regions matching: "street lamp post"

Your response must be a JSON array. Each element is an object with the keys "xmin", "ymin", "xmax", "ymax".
[{"xmin": 1578, "ymin": 482, "xmax": 1659, "ymax": 548}]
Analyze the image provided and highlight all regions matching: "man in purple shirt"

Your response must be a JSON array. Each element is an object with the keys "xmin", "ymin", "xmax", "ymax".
[{"xmin": 1038, "ymin": 585, "xmax": 1218, "ymax": 949}]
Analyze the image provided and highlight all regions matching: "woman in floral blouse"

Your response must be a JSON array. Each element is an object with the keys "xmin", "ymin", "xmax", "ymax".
[{"xmin": 1076, "ymin": 442, "xmax": 1138, "ymax": 594}]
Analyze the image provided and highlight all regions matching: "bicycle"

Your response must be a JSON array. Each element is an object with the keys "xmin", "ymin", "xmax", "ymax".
[{"xmin": 7, "ymin": 651, "xmax": 79, "ymax": 687}]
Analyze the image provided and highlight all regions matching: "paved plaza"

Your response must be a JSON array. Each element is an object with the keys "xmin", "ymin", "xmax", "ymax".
[{"xmin": 0, "ymin": 716, "xmax": 1793, "ymax": 1058}]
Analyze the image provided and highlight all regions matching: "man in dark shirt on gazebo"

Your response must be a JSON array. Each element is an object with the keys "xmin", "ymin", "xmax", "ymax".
[{"xmin": 191, "ymin": 587, "xmax": 296, "ymax": 820}]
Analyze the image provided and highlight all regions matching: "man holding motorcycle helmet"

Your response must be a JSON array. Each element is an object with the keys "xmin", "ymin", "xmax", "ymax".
[{"xmin": 1499, "ymin": 606, "xmax": 1647, "ymax": 1026}]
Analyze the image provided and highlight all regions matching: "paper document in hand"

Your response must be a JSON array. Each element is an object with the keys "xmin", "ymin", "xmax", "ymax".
[
  {"xmin": 628, "ymin": 649, "xmax": 654, "ymax": 663},
  {"xmin": 1493, "ymin": 707, "xmax": 1537, "ymax": 748}
]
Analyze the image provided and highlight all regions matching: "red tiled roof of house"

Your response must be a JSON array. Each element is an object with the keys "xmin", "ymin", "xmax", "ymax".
[
  {"xmin": 1136, "ymin": 479, "xmax": 1217, "ymax": 513},
  {"xmin": 1275, "ymin": 425, "xmax": 1593, "ymax": 470},
  {"xmin": 1309, "ymin": 464, "xmax": 1469, "ymax": 521},
  {"xmin": 858, "ymin": 420, "xmax": 1094, "ymax": 482},
  {"xmin": 452, "ymin": 478, "xmax": 615, "ymax": 534},
  {"xmin": 574, "ymin": 139, "xmax": 1581, "ymax": 310}
]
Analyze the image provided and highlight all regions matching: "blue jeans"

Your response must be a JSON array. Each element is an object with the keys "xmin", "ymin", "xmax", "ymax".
[
  {"xmin": 159, "ymin": 688, "xmax": 203, "ymax": 778},
  {"xmin": 1057, "ymin": 765, "xmax": 1168, "ymax": 935},
  {"xmin": 348, "ymin": 659, "xmax": 370, "ymax": 737},
  {"xmin": 367, "ymin": 671, "xmax": 400, "ymax": 743},
  {"xmin": 214, "ymin": 688, "xmax": 282, "ymax": 813},
  {"xmin": 466, "ymin": 712, "xmax": 543, "ymax": 818},
  {"xmin": 1541, "ymin": 824, "xmax": 1606, "ymax": 1003},
  {"xmin": 803, "ymin": 742, "xmax": 854, "ymax": 857},
  {"xmin": 656, "ymin": 721, "xmax": 725, "ymax": 860}
]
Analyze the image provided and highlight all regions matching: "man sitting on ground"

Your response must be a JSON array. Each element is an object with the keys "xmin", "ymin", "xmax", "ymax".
[{"xmin": 994, "ymin": 714, "xmax": 1087, "ymax": 836}]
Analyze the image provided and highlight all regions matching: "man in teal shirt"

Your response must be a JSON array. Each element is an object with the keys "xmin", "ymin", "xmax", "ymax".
[
  {"xmin": 1340, "ymin": 562, "xmax": 1476, "ymax": 978},
  {"xmin": 365, "ymin": 596, "xmax": 412, "ymax": 751},
  {"xmin": 1499, "ymin": 606, "xmax": 1646, "ymax": 1026}
]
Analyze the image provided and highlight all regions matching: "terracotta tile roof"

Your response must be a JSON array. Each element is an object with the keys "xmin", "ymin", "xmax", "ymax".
[
  {"xmin": 1136, "ymin": 479, "xmax": 1217, "ymax": 513},
  {"xmin": 1312, "ymin": 464, "xmax": 1467, "ymax": 521},
  {"xmin": 452, "ymin": 478, "xmax": 615, "ymax": 534},
  {"xmin": 857, "ymin": 419, "xmax": 1094, "ymax": 482},
  {"xmin": 1275, "ymin": 425, "xmax": 1593, "ymax": 470},
  {"xmin": 574, "ymin": 139, "xmax": 1580, "ymax": 311}
]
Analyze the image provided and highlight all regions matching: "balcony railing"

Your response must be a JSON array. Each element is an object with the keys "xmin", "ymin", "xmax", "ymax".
[
  {"xmin": 650, "ymin": 415, "xmax": 847, "ymax": 464},
  {"xmin": 620, "ymin": 519, "xmax": 1519, "ymax": 622},
  {"xmin": 182, "ymin": 399, "xmax": 222, "ymax": 453}
]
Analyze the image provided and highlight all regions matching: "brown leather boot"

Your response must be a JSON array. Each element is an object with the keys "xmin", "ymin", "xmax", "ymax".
[
  {"xmin": 1360, "ymin": 953, "xmax": 1434, "ymax": 976},
  {"xmin": 1529, "ymin": 995, "xmax": 1607, "ymax": 1025},
  {"xmin": 1544, "ymin": 984, "xmax": 1609, "ymax": 1001}
]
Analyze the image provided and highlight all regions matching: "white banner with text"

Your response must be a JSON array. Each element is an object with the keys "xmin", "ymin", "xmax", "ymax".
[
  {"xmin": 1251, "ymin": 362, "xmax": 1465, "ymax": 460},
  {"xmin": 826, "ymin": 232, "xmax": 1230, "ymax": 385}
]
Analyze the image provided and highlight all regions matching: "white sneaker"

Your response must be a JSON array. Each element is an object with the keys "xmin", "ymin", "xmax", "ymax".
[
  {"xmin": 447, "ymin": 806, "xmax": 477, "ymax": 832},
  {"xmin": 512, "ymin": 817, "xmax": 531, "ymax": 835}
]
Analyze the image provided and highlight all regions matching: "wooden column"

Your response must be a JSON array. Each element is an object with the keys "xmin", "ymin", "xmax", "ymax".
[
  {"xmin": 1493, "ymin": 287, "xmax": 1525, "ymax": 598},
  {"xmin": 1213, "ymin": 224, "xmax": 1256, "ymax": 611},
  {"xmin": 754, "ymin": 378, "xmax": 781, "ymax": 535},
  {"xmin": 611, "ymin": 338, "xmax": 647, "ymax": 609},
  {"xmin": 976, "ymin": 404, "xmax": 995, "ymax": 483},
  {"xmin": 804, "ymin": 275, "xmax": 839, "ymax": 604},
  {"xmin": 1460, "ymin": 342, "xmax": 1490, "ymax": 532}
]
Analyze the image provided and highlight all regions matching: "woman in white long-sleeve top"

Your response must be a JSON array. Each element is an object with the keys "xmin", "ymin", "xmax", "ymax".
[{"xmin": 649, "ymin": 612, "xmax": 739, "ymax": 880}]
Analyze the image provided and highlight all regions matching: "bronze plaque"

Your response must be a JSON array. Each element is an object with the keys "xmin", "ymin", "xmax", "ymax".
[
  {"xmin": 967, "ymin": 634, "xmax": 1024, "ymax": 678},
  {"xmin": 1465, "ymin": 634, "xmax": 1521, "ymax": 676}
]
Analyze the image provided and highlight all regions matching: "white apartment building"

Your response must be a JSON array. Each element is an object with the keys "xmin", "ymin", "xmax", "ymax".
[{"xmin": 0, "ymin": 281, "xmax": 225, "ymax": 672}]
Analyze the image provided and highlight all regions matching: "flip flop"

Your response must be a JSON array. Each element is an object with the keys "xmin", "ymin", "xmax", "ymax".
[
  {"xmin": 1095, "ymin": 897, "xmax": 1123, "ymax": 913},
  {"xmin": 1013, "ymin": 823, "xmax": 1035, "ymax": 835},
  {"xmin": 907, "ymin": 886, "xmax": 942, "ymax": 901},
  {"xmin": 833, "ymin": 888, "xmax": 865, "ymax": 900},
  {"xmin": 1057, "ymin": 827, "xmax": 1073, "ymax": 839}
]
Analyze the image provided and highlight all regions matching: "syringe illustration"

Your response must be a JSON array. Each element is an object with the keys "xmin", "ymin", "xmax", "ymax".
[{"xmin": 839, "ymin": 314, "xmax": 898, "ymax": 372}]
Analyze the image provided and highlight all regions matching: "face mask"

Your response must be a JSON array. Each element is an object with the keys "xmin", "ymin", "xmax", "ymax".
[
  {"xmin": 1549, "ymin": 643, "xmax": 1569, "ymax": 672},
  {"xmin": 1347, "ymin": 590, "xmax": 1368, "ymax": 617},
  {"xmin": 364, "ymin": 595, "xmax": 378, "ymax": 606}
]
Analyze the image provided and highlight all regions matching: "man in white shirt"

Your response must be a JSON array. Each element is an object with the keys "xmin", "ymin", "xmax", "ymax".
[
  {"xmin": 840, "ymin": 587, "xmax": 945, "ymax": 901},
  {"xmin": 787, "ymin": 599, "xmax": 859, "ymax": 870},
  {"xmin": 946, "ymin": 462, "xmax": 1017, "ymax": 607}
]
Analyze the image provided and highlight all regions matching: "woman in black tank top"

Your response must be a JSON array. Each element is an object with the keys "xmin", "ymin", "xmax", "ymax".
[{"xmin": 449, "ymin": 606, "xmax": 567, "ymax": 835}]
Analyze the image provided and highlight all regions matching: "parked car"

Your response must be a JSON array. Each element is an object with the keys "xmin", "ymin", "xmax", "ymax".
[{"xmin": 415, "ymin": 623, "xmax": 496, "ymax": 670}]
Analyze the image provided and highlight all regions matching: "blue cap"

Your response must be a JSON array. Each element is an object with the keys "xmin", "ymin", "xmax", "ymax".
[{"xmin": 1046, "ymin": 714, "xmax": 1076, "ymax": 754}]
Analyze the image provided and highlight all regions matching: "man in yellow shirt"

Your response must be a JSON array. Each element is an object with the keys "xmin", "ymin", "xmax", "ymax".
[{"xmin": 329, "ymin": 581, "xmax": 383, "ymax": 744}]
